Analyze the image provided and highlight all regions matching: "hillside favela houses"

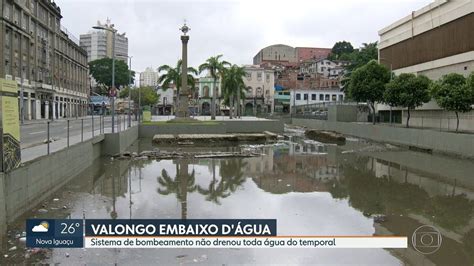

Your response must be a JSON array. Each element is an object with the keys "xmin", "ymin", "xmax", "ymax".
[
  {"xmin": 157, "ymin": 43, "xmax": 347, "ymax": 116},
  {"xmin": 377, "ymin": 0, "xmax": 474, "ymax": 130},
  {"xmin": 2, "ymin": 0, "xmax": 89, "ymax": 120}
]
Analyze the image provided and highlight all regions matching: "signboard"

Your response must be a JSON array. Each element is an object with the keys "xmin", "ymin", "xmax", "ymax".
[
  {"xmin": 109, "ymin": 87, "xmax": 117, "ymax": 97},
  {"xmin": 143, "ymin": 111, "xmax": 151, "ymax": 122},
  {"xmin": 0, "ymin": 78, "xmax": 21, "ymax": 172}
]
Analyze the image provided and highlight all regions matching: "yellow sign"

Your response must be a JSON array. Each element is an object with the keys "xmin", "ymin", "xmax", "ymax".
[
  {"xmin": 143, "ymin": 111, "xmax": 151, "ymax": 122},
  {"xmin": 0, "ymin": 78, "xmax": 21, "ymax": 172}
]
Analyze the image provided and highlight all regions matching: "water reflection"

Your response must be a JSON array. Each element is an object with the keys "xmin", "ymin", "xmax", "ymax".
[
  {"xmin": 157, "ymin": 160, "xmax": 197, "ymax": 219},
  {"xmin": 3, "ymin": 136, "xmax": 474, "ymax": 265}
]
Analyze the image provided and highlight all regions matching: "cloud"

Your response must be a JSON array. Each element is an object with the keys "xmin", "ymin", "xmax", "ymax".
[
  {"xmin": 32, "ymin": 224, "xmax": 48, "ymax": 233},
  {"xmin": 56, "ymin": 0, "xmax": 431, "ymax": 75}
]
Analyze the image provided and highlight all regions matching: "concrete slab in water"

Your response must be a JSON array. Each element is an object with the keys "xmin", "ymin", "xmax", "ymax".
[{"xmin": 152, "ymin": 133, "xmax": 277, "ymax": 144}]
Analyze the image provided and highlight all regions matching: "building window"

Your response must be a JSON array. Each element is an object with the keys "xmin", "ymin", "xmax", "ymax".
[
  {"xmin": 325, "ymin": 94, "xmax": 330, "ymax": 101},
  {"xmin": 3, "ymin": 2, "xmax": 11, "ymax": 19},
  {"xmin": 247, "ymin": 86, "xmax": 253, "ymax": 96},
  {"xmin": 266, "ymin": 73, "xmax": 270, "ymax": 82},
  {"xmin": 303, "ymin": 93, "xmax": 308, "ymax": 100},
  {"xmin": 296, "ymin": 93, "xmax": 301, "ymax": 100},
  {"xmin": 319, "ymin": 94, "xmax": 324, "ymax": 101},
  {"xmin": 332, "ymin": 95, "xmax": 337, "ymax": 101},
  {"xmin": 257, "ymin": 72, "xmax": 262, "ymax": 81},
  {"xmin": 203, "ymin": 86, "xmax": 209, "ymax": 97},
  {"xmin": 246, "ymin": 72, "xmax": 251, "ymax": 80},
  {"xmin": 339, "ymin": 95, "xmax": 344, "ymax": 102},
  {"xmin": 312, "ymin": 94, "xmax": 316, "ymax": 100}
]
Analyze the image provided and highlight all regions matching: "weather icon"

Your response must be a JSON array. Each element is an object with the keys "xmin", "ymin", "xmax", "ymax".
[{"xmin": 32, "ymin": 221, "xmax": 49, "ymax": 233}]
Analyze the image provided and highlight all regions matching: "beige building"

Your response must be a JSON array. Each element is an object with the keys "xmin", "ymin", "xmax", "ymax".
[
  {"xmin": 377, "ymin": 0, "xmax": 474, "ymax": 130},
  {"xmin": 243, "ymin": 65, "xmax": 275, "ymax": 115},
  {"xmin": 1, "ymin": 0, "xmax": 89, "ymax": 120}
]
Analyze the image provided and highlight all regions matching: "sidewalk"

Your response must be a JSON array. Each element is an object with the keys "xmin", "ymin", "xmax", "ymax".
[{"xmin": 20, "ymin": 121, "xmax": 138, "ymax": 163}]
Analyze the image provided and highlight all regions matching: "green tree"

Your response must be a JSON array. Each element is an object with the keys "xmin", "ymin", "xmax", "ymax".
[
  {"xmin": 341, "ymin": 42, "xmax": 379, "ymax": 88},
  {"xmin": 384, "ymin": 73, "xmax": 431, "ymax": 128},
  {"xmin": 88, "ymin": 58, "xmax": 135, "ymax": 92},
  {"xmin": 347, "ymin": 42, "xmax": 378, "ymax": 71},
  {"xmin": 221, "ymin": 65, "xmax": 247, "ymax": 119},
  {"xmin": 348, "ymin": 60, "xmax": 390, "ymax": 124},
  {"xmin": 119, "ymin": 86, "xmax": 158, "ymax": 107},
  {"xmin": 330, "ymin": 41, "xmax": 354, "ymax": 60},
  {"xmin": 158, "ymin": 60, "xmax": 197, "ymax": 111},
  {"xmin": 467, "ymin": 72, "xmax": 474, "ymax": 102},
  {"xmin": 199, "ymin": 55, "xmax": 231, "ymax": 120},
  {"xmin": 431, "ymin": 73, "xmax": 473, "ymax": 132}
]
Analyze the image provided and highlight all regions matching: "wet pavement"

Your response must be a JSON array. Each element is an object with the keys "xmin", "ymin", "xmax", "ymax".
[{"xmin": 2, "ymin": 127, "xmax": 474, "ymax": 265}]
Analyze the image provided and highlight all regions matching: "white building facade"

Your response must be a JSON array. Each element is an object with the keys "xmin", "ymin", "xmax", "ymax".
[
  {"xmin": 139, "ymin": 67, "xmax": 159, "ymax": 87},
  {"xmin": 79, "ymin": 19, "xmax": 128, "ymax": 63},
  {"xmin": 290, "ymin": 89, "xmax": 344, "ymax": 107}
]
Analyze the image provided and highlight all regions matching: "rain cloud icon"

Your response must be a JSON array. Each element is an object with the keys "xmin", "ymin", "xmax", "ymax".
[{"xmin": 32, "ymin": 221, "xmax": 49, "ymax": 233}]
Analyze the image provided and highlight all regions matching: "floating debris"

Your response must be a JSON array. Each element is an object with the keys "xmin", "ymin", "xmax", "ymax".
[
  {"xmin": 113, "ymin": 150, "xmax": 263, "ymax": 160},
  {"xmin": 305, "ymin": 130, "xmax": 346, "ymax": 145}
]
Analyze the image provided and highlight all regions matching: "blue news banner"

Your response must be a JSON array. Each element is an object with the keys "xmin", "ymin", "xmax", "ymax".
[{"xmin": 27, "ymin": 219, "xmax": 277, "ymax": 248}]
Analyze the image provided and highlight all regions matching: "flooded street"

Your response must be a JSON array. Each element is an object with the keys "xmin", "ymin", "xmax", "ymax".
[{"xmin": 2, "ymin": 128, "xmax": 474, "ymax": 265}]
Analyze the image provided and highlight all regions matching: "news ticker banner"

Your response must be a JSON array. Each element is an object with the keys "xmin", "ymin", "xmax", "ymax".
[{"xmin": 26, "ymin": 219, "xmax": 407, "ymax": 249}]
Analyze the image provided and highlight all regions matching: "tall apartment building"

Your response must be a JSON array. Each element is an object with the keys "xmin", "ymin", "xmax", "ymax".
[
  {"xmin": 1, "ymin": 0, "xmax": 89, "ymax": 120},
  {"xmin": 139, "ymin": 67, "xmax": 158, "ymax": 87},
  {"xmin": 79, "ymin": 19, "xmax": 128, "ymax": 63}
]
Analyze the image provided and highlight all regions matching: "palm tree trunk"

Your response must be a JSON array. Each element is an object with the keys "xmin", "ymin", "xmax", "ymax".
[
  {"xmin": 237, "ymin": 87, "xmax": 241, "ymax": 118},
  {"xmin": 211, "ymin": 79, "xmax": 216, "ymax": 120},
  {"xmin": 229, "ymin": 94, "xmax": 234, "ymax": 119}
]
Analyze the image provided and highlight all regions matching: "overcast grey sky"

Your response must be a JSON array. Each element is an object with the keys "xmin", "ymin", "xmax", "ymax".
[{"xmin": 57, "ymin": 0, "xmax": 431, "ymax": 75}]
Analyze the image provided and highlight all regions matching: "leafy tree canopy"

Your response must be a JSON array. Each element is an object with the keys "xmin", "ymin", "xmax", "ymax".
[
  {"xmin": 431, "ymin": 74, "xmax": 472, "ymax": 113},
  {"xmin": 119, "ymin": 86, "xmax": 159, "ymax": 107},
  {"xmin": 330, "ymin": 41, "xmax": 354, "ymax": 59},
  {"xmin": 88, "ymin": 58, "xmax": 135, "ymax": 90},
  {"xmin": 347, "ymin": 42, "xmax": 378, "ymax": 71},
  {"xmin": 431, "ymin": 73, "xmax": 473, "ymax": 131},
  {"xmin": 348, "ymin": 60, "xmax": 390, "ymax": 123},
  {"xmin": 384, "ymin": 73, "xmax": 431, "ymax": 127}
]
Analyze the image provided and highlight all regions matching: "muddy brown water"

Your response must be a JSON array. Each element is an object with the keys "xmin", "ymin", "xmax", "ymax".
[{"xmin": 1, "ymin": 129, "xmax": 474, "ymax": 265}]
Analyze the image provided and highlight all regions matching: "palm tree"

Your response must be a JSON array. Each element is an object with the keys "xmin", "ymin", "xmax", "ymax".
[
  {"xmin": 221, "ymin": 65, "xmax": 247, "ymax": 119},
  {"xmin": 158, "ymin": 60, "xmax": 198, "ymax": 113},
  {"xmin": 197, "ymin": 159, "xmax": 247, "ymax": 205},
  {"xmin": 157, "ymin": 162, "xmax": 197, "ymax": 219},
  {"xmin": 199, "ymin": 55, "xmax": 230, "ymax": 120}
]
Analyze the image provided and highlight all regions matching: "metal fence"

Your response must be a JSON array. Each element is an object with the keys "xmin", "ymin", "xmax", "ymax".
[{"xmin": 21, "ymin": 114, "xmax": 138, "ymax": 162}]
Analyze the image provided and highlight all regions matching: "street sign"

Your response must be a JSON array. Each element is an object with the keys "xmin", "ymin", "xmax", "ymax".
[{"xmin": 109, "ymin": 87, "xmax": 117, "ymax": 97}]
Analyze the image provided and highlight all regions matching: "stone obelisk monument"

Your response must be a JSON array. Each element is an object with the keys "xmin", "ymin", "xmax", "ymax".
[{"xmin": 176, "ymin": 22, "xmax": 190, "ymax": 119}]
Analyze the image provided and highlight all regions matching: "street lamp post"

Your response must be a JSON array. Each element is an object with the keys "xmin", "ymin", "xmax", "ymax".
[
  {"xmin": 93, "ymin": 23, "xmax": 117, "ymax": 133},
  {"xmin": 117, "ymin": 54, "xmax": 133, "ymax": 128}
]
